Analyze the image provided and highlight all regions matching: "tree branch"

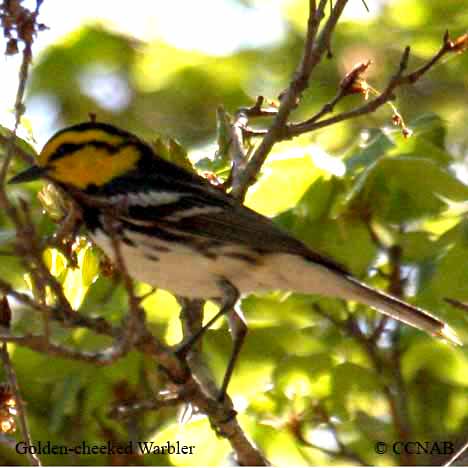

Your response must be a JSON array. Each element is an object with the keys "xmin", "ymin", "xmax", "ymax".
[
  {"xmin": 444, "ymin": 439, "xmax": 468, "ymax": 467},
  {"xmin": 232, "ymin": 0, "xmax": 349, "ymax": 199},
  {"xmin": 287, "ymin": 31, "xmax": 466, "ymax": 138},
  {"xmin": 0, "ymin": 341, "xmax": 41, "ymax": 466}
]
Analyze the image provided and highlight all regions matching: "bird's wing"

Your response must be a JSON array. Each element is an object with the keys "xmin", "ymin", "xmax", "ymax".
[{"xmin": 98, "ymin": 159, "xmax": 349, "ymax": 275}]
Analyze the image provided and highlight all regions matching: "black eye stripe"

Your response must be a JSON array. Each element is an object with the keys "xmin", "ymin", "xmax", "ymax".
[{"xmin": 49, "ymin": 140, "xmax": 129, "ymax": 162}]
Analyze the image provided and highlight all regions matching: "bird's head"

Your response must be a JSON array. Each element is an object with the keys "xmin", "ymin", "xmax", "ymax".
[{"xmin": 9, "ymin": 122, "xmax": 147, "ymax": 192}]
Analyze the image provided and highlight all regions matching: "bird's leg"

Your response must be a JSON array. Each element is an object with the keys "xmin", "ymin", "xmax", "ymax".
[
  {"xmin": 176, "ymin": 280, "xmax": 247, "ymax": 401},
  {"xmin": 175, "ymin": 279, "xmax": 239, "ymax": 360},
  {"xmin": 218, "ymin": 307, "xmax": 248, "ymax": 401}
]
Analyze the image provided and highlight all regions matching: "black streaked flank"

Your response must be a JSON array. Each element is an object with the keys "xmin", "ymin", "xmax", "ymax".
[
  {"xmin": 121, "ymin": 235, "xmax": 137, "ymax": 248},
  {"xmin": 137, "ymin": 239, "xmax": 171, "ymax": 253},
  {"xmin": 223, "ymin": 252, "xmax": 259, "ymax": 265},
  {"xmin": 144, "ymin": 254, "xmax": 159, "ymax": 262},
  {"xmin": 120, "ymin": 220, "xmax": 194, "ymax": 245}
]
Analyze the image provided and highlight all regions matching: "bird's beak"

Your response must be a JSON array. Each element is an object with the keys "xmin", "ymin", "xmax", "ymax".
[{"xmin": 8, "ymin": 165, "xmax": 48, "ymax": 184}]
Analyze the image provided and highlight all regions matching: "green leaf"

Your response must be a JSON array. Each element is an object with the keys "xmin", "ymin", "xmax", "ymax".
[
  {"xmin": 292, "ymin": 176, "xmax": 337, "ymax": 222},
  {"xmin": 151, "ymin": 418, "xmax": 230, "ymax": 465},
  {"xmin": 245, "ymin": 150, "xmax": 325, "ymax": 216},
  {"xmin": 0, "ymin": 124, "xmax": 37, "ymax": 159},
  {"xmin": 402, "ymin": 341, "xmax": 468, "ymax": 385},
  {"xmin": 43, "ymin": 248, "xmax": 67, "ymax": 278},
  {"xmin": 343, "ymin": 157, "xmax": 468, "ymax": 223},
  {"xmin": 294, "ymin": 217, "xmax": 377, "ymax": 277},
  {"xmin": 273, "ymin": 353, "xmax": 333, "ymax": 399},
  {"xmin": 50, "ymin": 374, "xmax": 82, "ymax": 433},
  {"xmin": 416, "ymin": 219, "xmax": 468, "ymax": 305},
  {"xmin": 408, "ymin": 113, "xmax": 447, "ymax": 149},
  {"xmin": 152, "ymin": 135, "xmax": 193, "ymax": 172},
  {"xmin": 80, "ymin": 244, "xmax": 100, "ymax": 287},
  {"xmin": 420, "ymin": 239, "xmax": 468, "ymax": 301},
  {"xmin": 389, "ymin": 114, "xmax": 453, "ymax": 165},
  {"xmin": 399, "ymin": 230, "xmax": 438, "ymax": 262},
  {"xmin": 330, "ymin": 362, "xmax": 382, "ymax": 418},
  {"xmin": 345, "ymin": 128, "xmax": 394, "ymax": 173}
]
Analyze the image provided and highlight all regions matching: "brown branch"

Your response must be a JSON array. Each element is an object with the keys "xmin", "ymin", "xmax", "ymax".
[
  {"xmin": 109, "ymin": 393, "xmax": 182, "ymax": 419},
  {"xmin": 233, "ymin": 0, "xmax": 349, "ymax": 199},
  {"xmin": 229, "ymin": 111, "xmax": 250, "ymax": 198},
  {"xmin": 0, "ymin": 277, "xmax": 268, "ymax": 464},
  {"xmin": 444, "ymin": 439, "xmax": 468, "ymax": 467},
  {"xmin": 287, "ymin": 45, "xmax": 410, "ymax": 137},
  {"xmin": 178, "ymin": 299, "xmax": 221, "ymax": 399},
  {"xmin": 101, "ymin": 215, "xmax": 146, "ymax": 356},
  {"xmin": 0, "ymin": 0, "xmax": 43, "ymax": 184},
  {"xmin": 360, "ymin": 221, "xmax": 414, "ymax": 464},
  {"xmin": 0, "ymin": 342, "xmax": 41, "ymax": 466},
  {"xmin": 241, "ymin": 31, "xmax": 467, "ymax": 145},
  {"xmin": 287, "ymin": 31, "xmax": 464, "ymax": 138},
  {"xmin": 183, "ymin": 375, "xmax": 269, "ymax": 465},
  {"xmin": 16, "ymin": 199, "xmax": 75, "ymax": 324},
  {"xmin": 229, "ymin": 96, "xmax": 277, "ymax": 197},
  {"xmin": 445, "ymin": 298, "xmax": 468, "ymax": 313},
  {"xmin": 0, "ymin": 276, "xmax": 185, "ymax": 377},
  {"xmin": 289, "ymin": 405, "xmax": 368, "ymax": 465},
  {"xmin": 40, "ymin": 201, "xmax": 82, "ymax": 267},
  {"xmin": 0, "ymin": 333, "xmax": 132, "ymax": 365}
]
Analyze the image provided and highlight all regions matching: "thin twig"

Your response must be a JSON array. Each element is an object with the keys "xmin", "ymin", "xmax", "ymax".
[
  {"xmin": 101, "ymin": 215, "xmax": 146, "ymax": 357},
  {"xmin": 178, "ymin": 299, "xmax": 220, "ymax": 399},
  {"xmin": 287, "ymin": 32, "xmax": 464, "ymax": 137},
  {"xmin": 445, "ymin": 298, "xmax": 468, "ymax": 313},
  {"xmin": 290, "ymin": 406, "xmax": 368, "ymax": 465},
  {"xmin": 233, "ymin": 0, "xmax": 348, "ymax": 199},
  {"xmin": 241, "ymin": 32, "xmax": 467, "ymax": 144},
  {"xmin": 0, "ymin": 343, "xmax": 41, "ymax": 466},
  {"xmin": 109, "ymin": 393, "xmax": 182, "ymax": 419},
  {"xmin": 229, "ymin": 112, "xmax": 249, "ymax": 197},
  {"xmin": 0, "ymin": 333, "xmax": 132, "ymax": 365},
  {"xmin": 0, "ymin": 0, "xmax": 42, "ymax": 184},
  {"xmin": 444, "ymin": 439, "xmax": 468, "ymax": 467}
]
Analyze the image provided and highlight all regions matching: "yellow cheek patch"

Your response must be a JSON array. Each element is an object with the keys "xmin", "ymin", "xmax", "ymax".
[
  {"xmin": 38, "ymin": 129, "xmax": 125, "ymax": 166},
  {"xmin": 49, "ymin": 144, "xmax": 140, "ymax": 189}
]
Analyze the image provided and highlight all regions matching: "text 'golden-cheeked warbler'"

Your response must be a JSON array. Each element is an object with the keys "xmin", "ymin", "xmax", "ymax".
[{"xmin": 10, "ymin": 122, "xmax": 461, "ymax": 359}]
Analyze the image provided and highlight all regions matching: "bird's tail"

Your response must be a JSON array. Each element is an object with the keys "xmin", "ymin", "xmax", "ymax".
[
  {"xmin": 342, "ymin": 275, "xmax": 462, "ymax": 346},
  {"xmin": 256, "ymin": 253, "xmax": 461, "ymax": 345}
]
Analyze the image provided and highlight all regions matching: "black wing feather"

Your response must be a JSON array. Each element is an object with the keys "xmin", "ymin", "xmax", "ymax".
[{"xmin": 83, "ymin": 143, "xmax": 349, "ymax": 275}]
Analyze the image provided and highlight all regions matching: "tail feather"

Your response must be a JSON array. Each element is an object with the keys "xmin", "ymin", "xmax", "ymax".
[
  {"xmin": 344, "ymin": 276, "xmax": 462, "ymax": 346},
  {"xmin": 255, "ymin": 253, "xmax": 461, "ymax": 345}
]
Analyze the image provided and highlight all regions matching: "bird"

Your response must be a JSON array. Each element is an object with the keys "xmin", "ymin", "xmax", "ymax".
[{"xmin": 9, "ymin": 121, "xmax": 462, "ymax": 397}]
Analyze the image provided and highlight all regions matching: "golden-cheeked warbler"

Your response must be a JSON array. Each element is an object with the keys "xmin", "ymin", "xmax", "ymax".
[{"xmin": 9, "ymin": 121, "xmax": 461, "ymax": 392}]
